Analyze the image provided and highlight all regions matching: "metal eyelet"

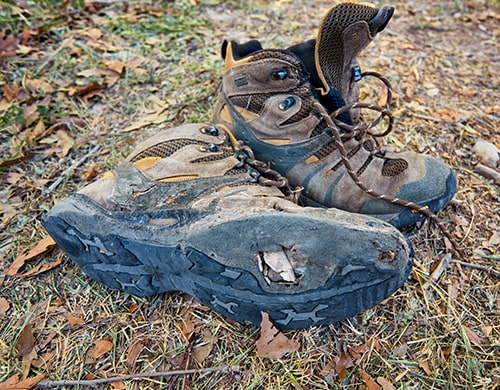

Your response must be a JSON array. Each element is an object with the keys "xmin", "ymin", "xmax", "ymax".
[
  {"xmin": 279, "ymin": 96, "xmax": 296, "ymax": 111},
  {"xmin": 271, "ymin": 68, "xmax": 289, "ymax": 81},
  {"xmin": 352, "ymin": 65, "xmax": 362, "ymax": 82},
  {"xmin": 247, "ymin": 168, "xmax": 261, "ymax": 182},
  {"xmin": 200, "ymin": 125, "xmax": 219, "ymax": 136},
  {"xmin": 200, "ymin": 143, "xmax": 218, "ymax": 153}
]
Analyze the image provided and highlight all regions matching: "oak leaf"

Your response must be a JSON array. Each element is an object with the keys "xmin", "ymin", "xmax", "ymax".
[
  {"xmin": 0, "ymin": 374, "xmax": 45, "ymax": 390},
  {"xmin": 255, "ymin": 312, "xmax": 299, "ymax": 359},
  {"xmin": 6, "ymin": 236, "xmax": 56, "ymax": 275}
]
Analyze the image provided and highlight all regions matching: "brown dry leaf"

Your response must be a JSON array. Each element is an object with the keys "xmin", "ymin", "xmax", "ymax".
[
  {"xmin": 360, "ymin": 369, "xmax": 382, "ymax": 390},
  {"xmin": 391, "ymin": 343, "xmax": 408, "ymax": 357},
  {"xmin": 350, "ymin": 342, "xmax": 370, "ymax": 359},
  {"xmin": 110, "ymin": 381, "xmax": 126, "ymax": 390},
  {"xmin": 15, "ymin": 324, "xmax": 35, "ymax": 358},
  {"xmin": 77, "ymin": 27, "xmax": 103, "ymax": 40},
  {"xmin": 0, "ymin": 297, "xmax": 10, "ymax": 316},
  {"xmin": 104, "ymin": 60, "xmax": 126, "ymax": 74},
  {"xmin": 24, "ymin": 77, "xmax": 54, "ymax": 94},
  {"xmin": 376, "ymin": 377, "xmax": 395, "ymax": 390},
  {"xmin": 65, "ymin": 314, "xmax": 85, "ymax": 326},
  {"xmin": 120, "ymin": 109, "xmax": 171, "ymax": 133},
  {"xmin": 40, "ymin": 129, "xmax": 75, "ymax": 158},
  {"xmin": 125, "ymin": 339, "xmax": 144, "ymax": 366},
  {"xmin": 462, "ymin": 325, "xmax": 483, "ymax": 346},
  {"xmin": 192, "ymin": 330, "xmax": 216, "ymax": 364},
  {"xmin": 0, "ymin": 373, "xmax": 46, "ymax": 390},
  {"xmin": 6, "ymin": 236, "xmax": 56, "ymax": 275},
  {"xmin": 333, "ymin": 350, "xmax": 354, "ymax": 380},
  {"xmin": 19, "ymin": 253, "xmax": 63, "ymax": 277},
  {"xmin": 86, "ymin": 339, "xmax": 113, "ymax": 362},
  {"xmin": 419, "ymin": 360, "xmax": 432, "ymax": 375},
  {"xmin": 255, "ymin": 312, "xmax": 299, "ymax": 359},
  {"xmin": 0, "ymin": 31, "xmax": 17, "ymax": 58},
  {"xmin": 77, "ymin": 68, "xmax": 121, "ymax": 86}
]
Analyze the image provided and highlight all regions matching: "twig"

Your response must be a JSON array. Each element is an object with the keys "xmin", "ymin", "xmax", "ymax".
[
  {"xmin": 35, "ymin": 365, "xmax": 240, "ymax": 388},
  {"xmin": 423, "ymin": 254, "xmax": 452, "ymax": 290},
  {"xmin": 47, "ymin": 145, "xmax": 100, "ymax": 191},
  {"xmin": 474, "ymin": 163, "xmax": 500, "ymax": 184},
  {"xmin": 452, "ymin": 259, "xmax": 500, "ymax": 278}
]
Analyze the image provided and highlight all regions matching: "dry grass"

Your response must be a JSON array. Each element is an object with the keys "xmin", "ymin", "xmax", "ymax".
[{"xmin": 1, "ymin": 0, "xmax": 498, "ymax": 389}]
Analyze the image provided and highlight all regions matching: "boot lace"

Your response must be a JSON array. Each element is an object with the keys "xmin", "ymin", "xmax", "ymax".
[
  {"xmin": 316, "ymin": 72, "xmax": 461, "ymax": 256},
  {"xmin": 236, "ymin": 143, "xmax": 302, "ymax": 203}
]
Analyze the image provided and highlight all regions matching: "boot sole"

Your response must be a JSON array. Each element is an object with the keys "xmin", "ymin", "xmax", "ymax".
[{"xmin": 43, "ymin": 195, "xmax": 412, "ymax": 329}]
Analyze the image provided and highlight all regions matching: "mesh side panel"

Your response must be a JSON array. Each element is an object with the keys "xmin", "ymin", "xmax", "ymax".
[
  {"xmin": 192, "ymin": 145, "xmax": 236, "ymax": 163},
  {"xmin": 362, "ymin": 139, "xmax": 376, "ymax": 152},
  {"xmin": 318, "ymin": 4, "xmax": 379, "ymax": 92},
  {"xmin": 129, "ymin": 139, "xmax": 202, "ymax": 162},
  {"xmin": 315, "ymin": 140, "xmax": 337, "ymax": 159},
  {"xmin": 357, "ymin": 155, "xmax": 374, "ymax": 176},
  {"xmin": 247, "ymin": 49, "xmax": 307, "ymax": 78},
  {"xmin": 382, "ymin": 158, "xmax": 408, "ymax": 176}
]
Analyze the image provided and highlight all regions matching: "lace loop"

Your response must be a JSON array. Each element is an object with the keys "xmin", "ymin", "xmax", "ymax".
[{"xmin": 236, "ymin": 143, "xmax": 300, "ymax": 202}]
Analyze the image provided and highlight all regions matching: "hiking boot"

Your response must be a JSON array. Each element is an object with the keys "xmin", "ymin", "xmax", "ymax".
[
  {"xmin": 43, "ymin": 122, "xmax": 412, "ymax": 329},
  {"xmin": 212, "ymin": 3, "xmax": 456, "ymax": 228}
]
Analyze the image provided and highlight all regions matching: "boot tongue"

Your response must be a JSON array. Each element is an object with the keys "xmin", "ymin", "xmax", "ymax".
[{"xmin": 314, "ymin": 3, "xmax": 394, "ymax": 98}]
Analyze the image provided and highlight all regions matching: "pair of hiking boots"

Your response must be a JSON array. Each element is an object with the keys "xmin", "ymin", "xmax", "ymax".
[{"xmin": 43, "ymin": 3, "xmax": 456, "ymax": 329}]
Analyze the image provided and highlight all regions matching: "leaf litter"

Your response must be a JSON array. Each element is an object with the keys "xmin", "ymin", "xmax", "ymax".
[{"xmin": 0, "ymin": 0, "xmax": 499, "ymax": 389}]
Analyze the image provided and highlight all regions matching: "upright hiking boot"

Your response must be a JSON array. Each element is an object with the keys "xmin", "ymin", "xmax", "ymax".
[
  {"xmin": 43, "ymin": 123, "xmax": 413, "ymax": 329},
  {"xmin": 212, "ymin": 2, "xmax": 456, "ymax": 228}
]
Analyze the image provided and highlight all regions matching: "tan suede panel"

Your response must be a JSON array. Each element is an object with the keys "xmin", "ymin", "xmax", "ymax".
[
  {"xmin": 126, "ymin": 123, "xmax": 226, "ymax": 162},
  {"xmin": 285, "ymin": 139, "xmax": 428, "ymax": 213},
  {"xmin": 222, "ymin": 58, "xmax": 303, "ymax": 96},
  {"xmin": 227, "ymin": 94, "xmax": 321, "ymax": 143},
  {"xmin": 139, "ymin": 143, "xmax": 239, "ymax": 181}
]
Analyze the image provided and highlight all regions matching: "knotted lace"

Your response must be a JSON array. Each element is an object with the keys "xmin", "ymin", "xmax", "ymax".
[{"xmin": 317, "ymin": 72, "xmax": 461, "ymax": 256}]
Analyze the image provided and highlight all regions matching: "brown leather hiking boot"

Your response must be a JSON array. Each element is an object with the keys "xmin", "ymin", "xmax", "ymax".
[
  {"xmin": 43, "ymin": 123, "xmax": 412, "ymax": 329},
  {"xmin": 212, "ymin": 2, "xmax": 456, "ymax": 228}
]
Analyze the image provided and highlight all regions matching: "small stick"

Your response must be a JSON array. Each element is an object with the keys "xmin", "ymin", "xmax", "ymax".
[
  {"xmin": 474, "ymin": 163, "xmax": 500, "ymax": 184},
  {"xmin": 423, "ymin": 254, "xmax": 452, "ymax": 290},
  {"xmin": 35, "ymin": 365, "xmax": 240, "ymax": 388},
  {"xmin": 452, "ymin": 259, "xmax": 500, "ymax": 278},
  {"xmin": 48, "ymin": 145, "xmax": 100, "ymax": 191}
]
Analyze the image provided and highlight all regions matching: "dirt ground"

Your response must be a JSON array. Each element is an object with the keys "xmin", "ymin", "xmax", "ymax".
[{"xmin": 1, "ymin": 0, "xmax": 499, "ymax": 389}]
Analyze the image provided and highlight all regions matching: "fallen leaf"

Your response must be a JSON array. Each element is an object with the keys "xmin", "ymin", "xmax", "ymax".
[
  {"xmin": 120, "ymin": 109, "xmax": 172, "ymax": 132},
  {"xmin": 110, "ymin": 381, "xmax": 126, "ymax": 390},
  {"xmin": 86, "ymin": 339, "xmax": 113, "ymax": 361},
  {"xmin": 104, "ymin": 60, "xmax": 126, "ymax": 74},
  {"xmin": 255, "ymin": 312, "xmax": 299, "ymax": 359},
  {"xmin": 15, "ymin": 324, "xmax": 35, "ymax": 358},
  {"xmin": 65, "ymin": 314, "xmax": 85, "ymax": 326},
  {"xmin": 462, "ymin": 325, "xmax": 483, "ymax": 346},
  {"xmin": 19, "ymin": 253, "xmax": 63, "ymax": 277},
  {"xmin": 77, "ymin": 27, "xmax": 103, "ymax": 40},
  {"xmin": 125, "ymin": 340, "xmax": 144, "ymax": 366},
  {"xmin": 0, "ymin": 31, "xmax": 17, "ymax": 58},
  {"xmin": 334, "ymin": 351, "xmax": 354, "ymax": 380},
  {"xmin": 360, "ymin": 369, "xmax": 382, "ymax": 390},
  {"xmin": 0, "ymin": 297, "xmax": 10, "ymax": 316},
  {"xmin": 391, "ymin": 343, "xmax": 408, "ymax": 357},
  {"xmin": 40, "ymin": 129, "xmax": 75, "ymax": 157},
  {"xmin": 419, "ymin": 360, "xmax": 432, "ymax": 375},
  {"xmin": 192, "ymin": 330, "xmax": 216, "ymax": 364},
  {"xmin": 0, "ymin": 373, "xmax": 46, "ymax": 390},
  {"xmin": 6, "ymin": 236, "xmax": 56, "ymax": 275},
  {"xmin": 376, "ymin": 377, "xmax": 395, "ymax": 390}
]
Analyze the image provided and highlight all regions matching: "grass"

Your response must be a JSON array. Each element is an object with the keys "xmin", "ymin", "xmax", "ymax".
[{"xmin": 1, "ymin": 0, "xmax": 499, "ymax": 389}]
